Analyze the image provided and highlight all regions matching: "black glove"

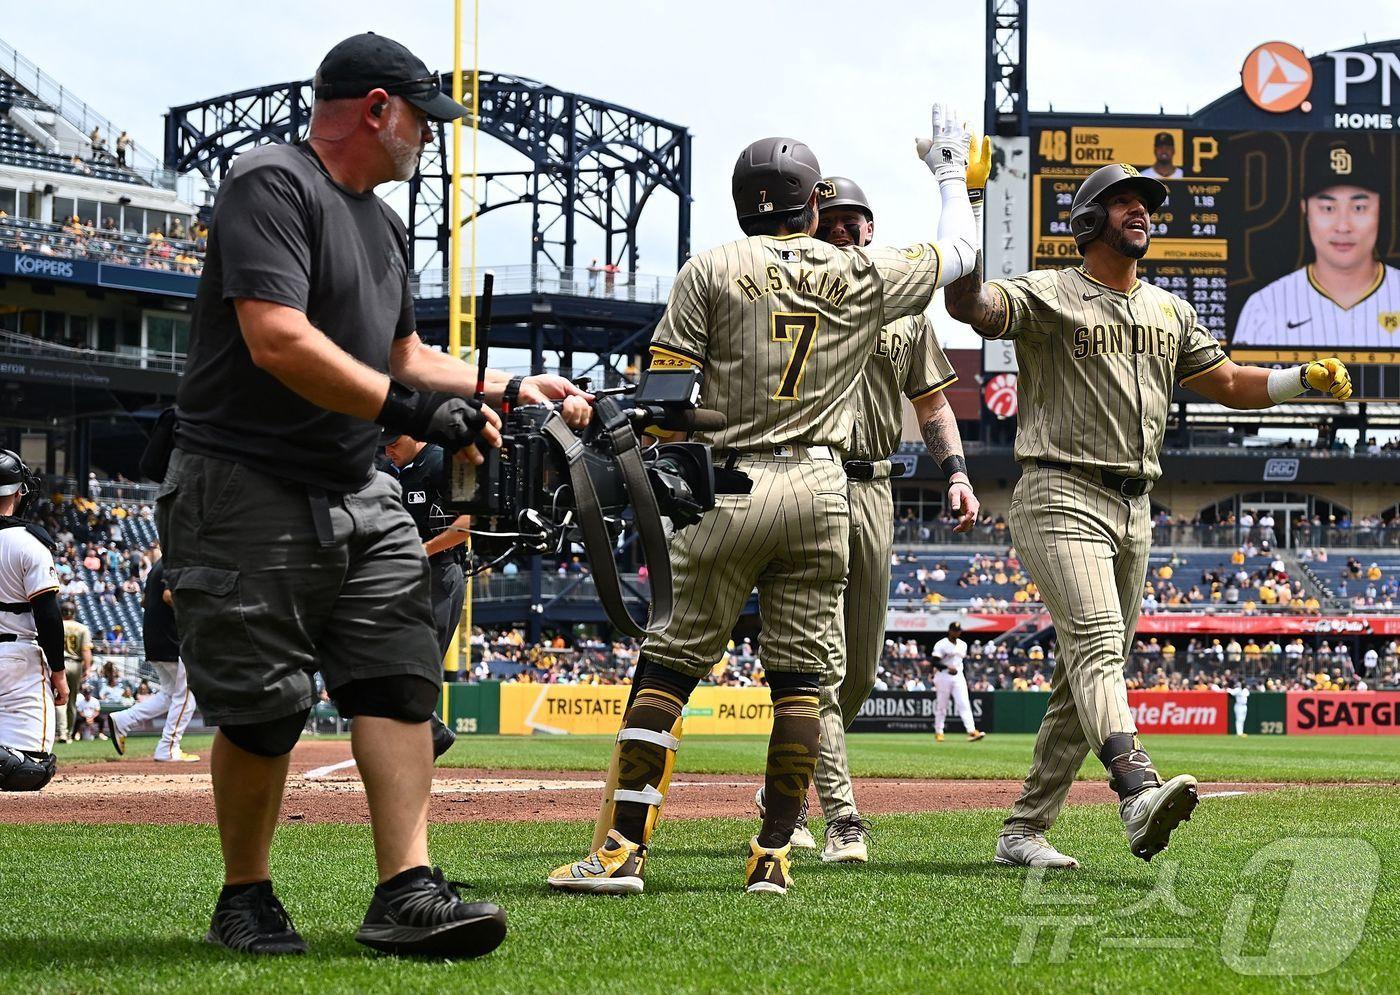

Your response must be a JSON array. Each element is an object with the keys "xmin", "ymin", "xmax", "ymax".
[{"xmin": 377, "ymin": 381, "xmax": 489, "ymax": 450}]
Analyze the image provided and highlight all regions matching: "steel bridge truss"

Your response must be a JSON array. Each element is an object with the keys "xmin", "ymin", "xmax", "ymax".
[{"xmin": 164, "ymin": 72, "xmax": 691, "ymax": 273}]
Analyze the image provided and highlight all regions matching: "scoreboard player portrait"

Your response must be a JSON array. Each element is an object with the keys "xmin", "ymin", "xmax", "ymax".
[
  {"xmin": 1233, "ymin": 136, "xmax": 1400, "ymax": 350},
  {"xmin": 1141, "ymin": 131, "xmax": 1183, "ymax": 180}
]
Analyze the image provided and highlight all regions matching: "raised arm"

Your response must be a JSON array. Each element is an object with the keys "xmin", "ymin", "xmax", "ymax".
[
  {"xmin": 943, "ymin": 252, "xmax": 1009, "ymax": 339},
  {"xmin": 914, "ymin": 104, "xmax": 979, "ymax": 287},
  {"xmin": 1184, "ymin": 357, "xmax": 1353, "ymax": 409}
]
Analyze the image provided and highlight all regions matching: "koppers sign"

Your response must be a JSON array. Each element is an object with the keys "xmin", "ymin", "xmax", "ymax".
[
  {"xmin": 1288, "ymin": 692, "xmax": 1400, "ymax": 735},
  {"xmin": 1127, "ymin": 691, "xmax": 1227, "ymax": 734}
]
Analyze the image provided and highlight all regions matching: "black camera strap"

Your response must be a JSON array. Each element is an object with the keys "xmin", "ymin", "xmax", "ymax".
[{"xmin": 540, "ymin": 404, "xmax": 673, "ymax": 638}]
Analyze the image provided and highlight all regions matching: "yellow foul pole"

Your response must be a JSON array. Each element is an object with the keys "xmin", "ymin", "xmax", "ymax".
[{"xmin": 446, "ymin": 0, "xmax": 466, "ymax": 679}]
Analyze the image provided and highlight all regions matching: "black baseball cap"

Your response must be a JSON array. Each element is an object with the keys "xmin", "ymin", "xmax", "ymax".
[
  {"xmin": 1153, "ymin": 131, "xmax": 1174, "ymax": 147},
  {"xmin": 314, "ymin": 33, "xmax": 469, "ymax": 122},
  {"xmin": 1303, "ymin": 136, "xmax": 1384, "ymax": 198},
  {"xmin": 947, "ymin": 621, "xmax": 962, "ymax": 633}
]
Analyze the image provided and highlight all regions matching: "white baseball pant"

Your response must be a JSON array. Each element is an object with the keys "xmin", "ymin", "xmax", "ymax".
[
  {"xmin": 111, "ymin": 660, "xmax": 196, "ymax": 760},
  {"xmin": 934, "ymin": 670, "xmax": 976, "ymax": 735},
  {"xmin": 0, "ymin": 646, "xmax": 55, "ymax": 753}
]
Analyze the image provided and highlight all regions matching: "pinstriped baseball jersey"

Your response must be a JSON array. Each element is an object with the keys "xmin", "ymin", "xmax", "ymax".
[
  {"xmin": 649, "ymin": 233, "xmax": 944, "ymax": 451},
  {"xmin": 848, "ymin": 313, "xmax": 958, "ymax": 461},
  {"xmin": 1233, "ymin": 263, "xmax": 1400, "ymax": 348},
  {"xmin": 985, "ymin": 267, "xmax": 1226, "ymax": 481}
]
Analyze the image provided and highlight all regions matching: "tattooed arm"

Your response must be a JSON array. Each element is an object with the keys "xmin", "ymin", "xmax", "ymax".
[
  {"xmin": 943, "ymin": 250, "xmax": 1011, "ymax": 339},
  {"xmin": 913, "ymin": 390, "xmax": 979, "ymax": 533}
]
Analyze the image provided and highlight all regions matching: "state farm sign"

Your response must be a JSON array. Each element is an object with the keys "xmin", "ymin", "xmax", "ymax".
[{"xmin": 1127, "ymin": 691, "xmax": 1227, "ymax": 735}]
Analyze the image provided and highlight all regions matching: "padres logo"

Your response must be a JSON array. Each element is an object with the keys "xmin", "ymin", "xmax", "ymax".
[
  {"xmin": 1241, "ymin": 41, "xmax": 1313, "ymax": 113},
  {"xmin": 814, "ymin": 179, "xmax": 836, "ymax": 201},
  {"xmin": 1330, "ymin": 147, "xmax": 1353, "ymax": 176}
]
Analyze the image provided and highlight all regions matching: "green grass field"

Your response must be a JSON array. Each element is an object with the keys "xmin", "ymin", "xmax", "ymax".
[
  {"xmin": 56, "ymin": 730, "xmax": 1400, "ymax": 784},
  {"xmin": 15, "ymin": 733, "xmax": 1399, "ymax": 993}
]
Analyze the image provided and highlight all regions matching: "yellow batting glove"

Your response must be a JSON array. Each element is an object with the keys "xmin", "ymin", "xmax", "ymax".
[
  {"xmin": 966, "ymin": 134, "xmax": 993, "ymax": 193},
  {"xmin": 1304, "ymin": 357, "xmax": 1353, "ymax": 401}
]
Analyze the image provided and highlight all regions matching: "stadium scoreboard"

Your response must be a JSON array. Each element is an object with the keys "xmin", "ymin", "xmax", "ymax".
[{"xmin": 1030, "ymin": 126, "xmax": 1231, "ymax": 338}]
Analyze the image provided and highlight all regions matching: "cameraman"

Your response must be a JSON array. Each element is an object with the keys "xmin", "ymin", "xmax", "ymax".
[{"xmin": 160, "ymin": 33, "xmax": 586, "ymax": 959}]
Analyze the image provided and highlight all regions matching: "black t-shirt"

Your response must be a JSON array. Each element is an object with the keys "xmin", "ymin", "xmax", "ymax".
[
  {"xmin": 142, "ymin": 560, "xmax": 180, "ymax": 663},
  {"xmin": 392, "ymin": 444, "xmax": 455, "ymax": 549},
  {"xmin": 174, "ymin": 142, "xmax": 415, "ymax": 492}
]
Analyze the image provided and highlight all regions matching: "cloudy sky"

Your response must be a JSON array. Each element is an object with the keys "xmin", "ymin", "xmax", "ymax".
[{"xmin": 5, "ymin": 0, "xmax": 1400, "ymax": 353}]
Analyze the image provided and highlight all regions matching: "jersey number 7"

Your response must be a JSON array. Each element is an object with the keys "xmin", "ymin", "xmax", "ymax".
[{"xmin": 771, "ymin": 312, "xmax": 820, "ymax": 400}]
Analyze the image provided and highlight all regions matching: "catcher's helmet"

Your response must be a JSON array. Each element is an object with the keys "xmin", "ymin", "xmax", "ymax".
[
  {"xmin": 1069, "ymin": 163, "xmax": 1169, "ymax": 250},
  {"xmin": 732, "ymin": 138, "xmax": 822, "ymax": 220},
  {"xmin": 815, "ymin": 176, "xmax": 873, "ymax": 221},
  {"xmin": 0, "ymin": 450, "xmax": 40, "ymax": 516}
]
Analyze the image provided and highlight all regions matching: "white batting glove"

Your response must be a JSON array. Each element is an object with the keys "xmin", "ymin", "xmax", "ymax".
[{"xmin": 916, "ymin": 104, "xmax": 972, "ymax": 183}]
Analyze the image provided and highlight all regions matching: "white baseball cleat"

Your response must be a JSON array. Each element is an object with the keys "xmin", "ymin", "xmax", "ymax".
[
  {"xmin": 1120, "ymin": 774, "xmax": 1199, "ymax": 862},
  {"xmin": 995, "ymin": 833, "xmax": 1081, "ymax": 869},
  {"xmin": 821, "ymin": 814, "xmax": 871, "ymax": 864}
]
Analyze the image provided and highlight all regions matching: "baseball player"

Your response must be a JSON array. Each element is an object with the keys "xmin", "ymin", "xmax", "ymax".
[
  {"xmin": 931, "ymin": 621, "xmax": 984, "ymax": 743},
  {"xmin": 550, "ymin": 106, "xmax": 981, "ymax": 896},
  {"xmin": 1231, "ymin": 683, "xmax": 1250, "ymax": 737},
  {"xmin": 0, "ymin": 450, "xmax": 66, "ymax": 792},
  {"xmin": 1234, "ymin": 137, "xmax": 1400, "ymax": 349},
  {"xmin": 943, "ymin": 160, "xmax": 1353, "ymax": 868},
  {"xmin": 54, "ymin": 600, "xmax": 91, "ymax": 743},
  {"xmin": 104, "ymin": 560, "xmax": 200, "ymax": 762},
  {"xmin": 797, "ymin": 174, "xmax": 979, "ymax": 864}
]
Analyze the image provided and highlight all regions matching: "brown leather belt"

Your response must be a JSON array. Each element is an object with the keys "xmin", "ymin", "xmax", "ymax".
[{"xmin": 1033, "ymin": 458, "xmax": 1152, "ymax": 498}]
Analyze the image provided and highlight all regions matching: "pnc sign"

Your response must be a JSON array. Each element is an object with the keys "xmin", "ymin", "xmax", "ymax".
[{"xmin": 1242, "ymin": 41, "xmax": 1314, "ymax": 113}]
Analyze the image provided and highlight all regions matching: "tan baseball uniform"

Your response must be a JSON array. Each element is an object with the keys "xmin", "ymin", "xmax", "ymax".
[
  {"xmin": 812, "ymin": 313, "xmax": 956, "ymax": 820},
  {"xmin": 642, "ymin": 233, "xmax": 948, "ymax": 679},
  {"xmin": 986, "ymin": 266, "xmax": 1225, "ymax": 837}
]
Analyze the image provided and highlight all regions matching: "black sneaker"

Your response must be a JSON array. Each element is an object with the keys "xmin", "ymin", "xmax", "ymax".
[
  {"xmin": 356, "ymin": 867, "xmax": 506, "ymax": 958},
  {"xmin": 430, "ymin": 713, "xmax": 457, "ymax": 760},
  {"xmin": 205, "ymin": 881, "xmax": 308, "ymax": 955}
]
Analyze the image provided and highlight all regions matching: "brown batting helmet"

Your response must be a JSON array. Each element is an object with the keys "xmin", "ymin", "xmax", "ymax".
[
  {"xmin": 732, "ymin": 137, "xmax": 822, "ymax": 220},
  {"xmin": 815, "ymin": 176, "xmax": 873, "ymax": 221},
  {"xmin": 1069, "ymin": 163, "xmax": 1168, "ymax": 249}
]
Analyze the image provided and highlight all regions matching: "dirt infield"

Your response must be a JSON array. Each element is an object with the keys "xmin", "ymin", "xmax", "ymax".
[{"xmin": 0, "ymin": 740, "xmax": 1289, "ymax": 825}]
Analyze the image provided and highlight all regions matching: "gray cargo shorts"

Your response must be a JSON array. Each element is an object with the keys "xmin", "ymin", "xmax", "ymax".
[{"xmin": 155, "ymin": 449, "xmax": 442, "ymax": 726}]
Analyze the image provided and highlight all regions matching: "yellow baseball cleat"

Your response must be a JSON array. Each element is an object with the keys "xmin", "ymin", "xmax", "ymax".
[
  {"xmin": 154, "ymin": 750, "xmax": 201, "ymax": 762},
  {"xmin": 744, "ymin": 838, "xmax": 793, "ymax": 895},
  {"xmin": 968, "ymin": 731, "xmax": 987, "ymax": 742},
  {"xmin": 935, "ymin": 733, "xmax": 945, "ymax": 743},
  {"xmin": 548, "ymin": 830, "xmax": 647, "ymax": 895}
]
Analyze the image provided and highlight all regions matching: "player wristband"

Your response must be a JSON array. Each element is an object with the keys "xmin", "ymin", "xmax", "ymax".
[
  {"xmin": 941, "ymin": 455, "xmax": 969, "ymax": 480},
  {"xmin": 1266, "ymin": 364, "xmax": 1310, "ymax": 404}
]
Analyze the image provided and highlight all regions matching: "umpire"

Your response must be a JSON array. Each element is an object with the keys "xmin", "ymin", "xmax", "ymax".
[
  {"xmin": 381, "ymin": 431, "xmax": 469, "ymax": 760},
  {"xmin": 159, "ymin": 33, "xmax": 524, "ymax": 959}
]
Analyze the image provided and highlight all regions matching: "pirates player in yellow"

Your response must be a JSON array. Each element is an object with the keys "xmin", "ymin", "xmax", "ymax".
[
  {"xmin": 550, "ymin": 106, "xmax": 982, "ymax": 896},
  {"xmin": 780, "ymin": 174, "xmax": 978, "ymax": 864},
  {"xmin": 943, "ymin": 161, "xmax": 1352, "ymax": 868}
]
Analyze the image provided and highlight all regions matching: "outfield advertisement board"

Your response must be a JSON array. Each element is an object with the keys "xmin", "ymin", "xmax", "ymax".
[
  {"xmin": 1287, "ymin": 691, "xmax": 1400, "ymax": 734},
  {"xmin": 497, "ymin": 684, "xmax": 779, "ymax": 735},
  {"xmin": 1127, "ymin": 691, "xmax": 1229, "ymax": 734},
  {"xmin": 848, "ymin": 690, "xmax": 995, "ymax": 734}
]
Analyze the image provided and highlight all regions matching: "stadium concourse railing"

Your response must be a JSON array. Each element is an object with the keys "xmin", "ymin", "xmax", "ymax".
[
  {"xmin": 0, "ymin": 35, "xmax": 179, "ymax": 191},
  {"xmin": 0, "ymin": 330, "xmax": 185, "ymax": 373},
  {"xmin": 411, "ymin": 264, "xmax": 673, "ymax": 304},
  {"xmin": 890, "ymin": 519, "xmax": 1400, "ymax": 550}
]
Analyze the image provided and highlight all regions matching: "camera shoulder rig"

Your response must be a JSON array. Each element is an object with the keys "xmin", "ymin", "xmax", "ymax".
[{"xmin": 538, "ymin": 394, "xmax": 673, "ymax": 639}]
